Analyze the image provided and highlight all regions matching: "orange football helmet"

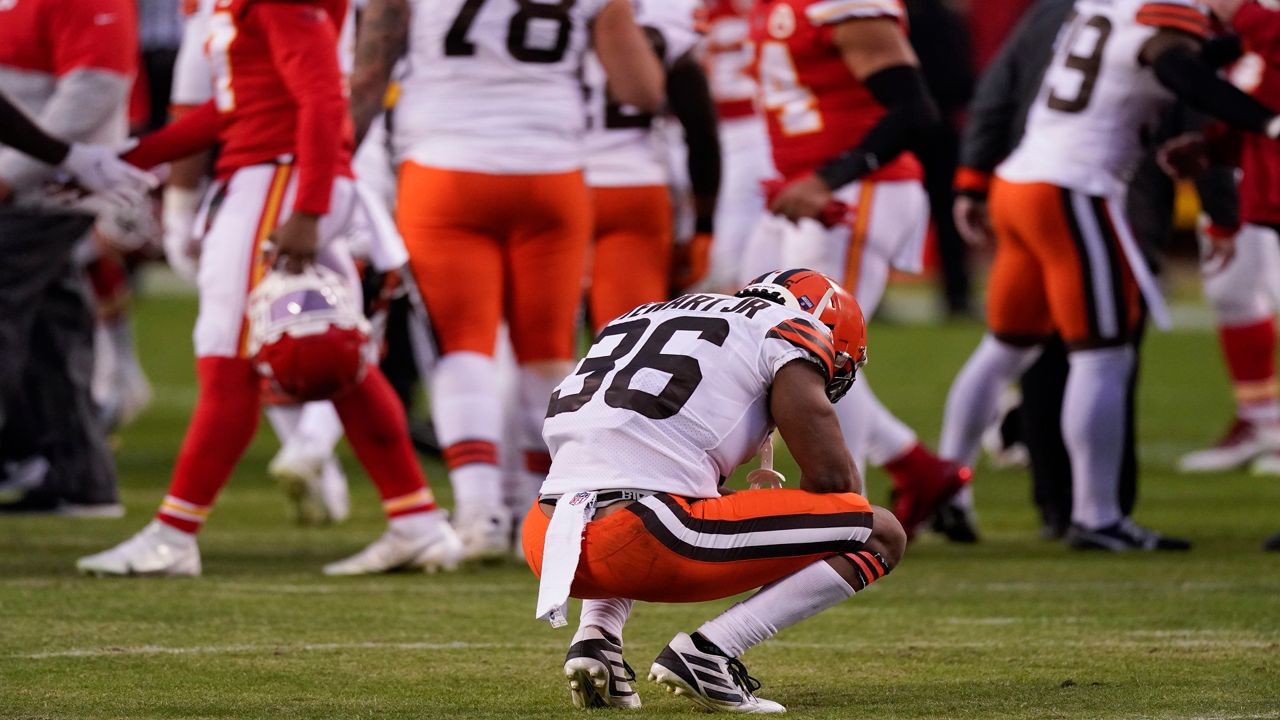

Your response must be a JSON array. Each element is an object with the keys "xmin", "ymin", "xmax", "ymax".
[{"xmin": 737, "ymin": 269, "xmax": 868, "ymax": 402}]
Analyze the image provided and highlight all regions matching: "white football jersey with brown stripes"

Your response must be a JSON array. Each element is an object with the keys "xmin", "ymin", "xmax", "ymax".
[{"xmin": 540, "ymin": 293, "xmax": 834, "ymax": 500}]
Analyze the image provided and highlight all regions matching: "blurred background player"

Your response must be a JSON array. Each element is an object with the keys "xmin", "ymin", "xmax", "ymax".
[
  {"xmin": 0, "ymin": 0, "xmax": 140, "ymax": 516},
  {"xmin": 1170, "ymin": 0, "xmax": 1280, "ymax": 477},
  {"xmin": 78, "ymin": 0, "xmax": 461, "ymax": 577},
  {"xmin": 349, "ymin": 0, "xmax": 665, "ymax": 560},
  {"xmin": 703, "ymin": 0, "xmax": 779, "ymax": 292},
  {"xmin": 584, "ymin": 0, "xmax": 720, "ymax": 330},
  {"xmin": 749, "ymin": 0, "xmax": 969, "ymax": 537},
  {"xmin": 939, "ymin": 0, "xmax": 1280, "ymax": 551}
]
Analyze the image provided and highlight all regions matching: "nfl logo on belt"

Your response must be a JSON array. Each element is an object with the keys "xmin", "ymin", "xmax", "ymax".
[{"xmin": 569, "ymin": 492, "xmax": 591, "ymax": 506}]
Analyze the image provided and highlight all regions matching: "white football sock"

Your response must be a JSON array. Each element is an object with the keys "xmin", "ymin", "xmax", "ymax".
[
  {"xmin": 574, "ymin": 598, "xmax": 634, "ymax": 644},
  {"xmin": 265, "ymin": 404, "xmax": 303, "ymax": 440},
  {"xmin": 514, "ymin": 364, "xmax": 567, "ymax": 508},
  {"xmin": 432, "ymin": 352, "xmax": 504, "ymax": 519},
  {"xmin": 295, "ymin": 401, "xmax": 343, "ymax": 455},
  {"xmin": 698, "ymin": 560, "xmax": 856, "ymax": 658},
  {"xmin": 939, "ymin": 334, "xmax": 1041, "ymax": 466},
  {"xmin": 1063, "ymin": 345, "xmax": 1133, "ymax": 530},
  {"xmin": 389, "ymin": 507, "xmax": 445, "ymax": 535},
  {"xmin": 837, "ymin": 377, "xmax": 918, "ymax": 470}
]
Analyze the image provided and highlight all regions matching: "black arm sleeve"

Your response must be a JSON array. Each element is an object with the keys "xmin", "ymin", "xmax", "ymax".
[
  {"xmin": 1151, "ymin": 46, "xmax": 1274, "ymax": 134},
  {"xmin": 667, "ymin": 51, "xmax": 721, "ymax": 233},
  {"xmin": 814, "ymin": 64, "xmax": 940, "ymax": 190},
  {"xmin": 0, "ymin": 92, "xmax": 70, "ymax": 166}
]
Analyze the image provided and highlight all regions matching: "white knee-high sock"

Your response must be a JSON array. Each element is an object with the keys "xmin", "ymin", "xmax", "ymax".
[
  {"xmin": 574, "ymin": 598, "xmax": 635, "ymax": 644},
  {"xmin": 514, "ymin": 364, "xmax": 570, "ymax": 509},
  {"xmin": 939, "ymin": 335, "xmax": 1042, "ymax": 467},
  {"xmin": 1063, "ymin": 345, "xmax": 1134, "ymax": 529},
  {"xmin": 697, "ymin": 560, "xmax": 860, "ymax": 658},
  {"xmin": 838, "ymin": 378, "xmax": 918, "ymax": 468},
  {"xmin": 266, "ymin": 404, "xmax": 303, "ymax": 441},
  {"xmin": 431, "ymin": 351, "xmax": 504, "ymax": 520},
  {"xmin": 295, "ymin": 401, "xmax": 343, "ymax": 454}
]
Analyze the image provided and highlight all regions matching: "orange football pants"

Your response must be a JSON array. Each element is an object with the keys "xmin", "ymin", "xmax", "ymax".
[
  {"xmin": 589, "ymin": 185, "xmax": 673, "ymax": 331},
  {"xmin": 987, "ymin": 178, "xmax": 1141, "ymax": 345},
  {"xmin": 397, "ymin": 163, "xmax": 592, "ymax": 361},
  {"xmin": 523, "ymin": 489, "xmax": 873, "ymax": 603}
]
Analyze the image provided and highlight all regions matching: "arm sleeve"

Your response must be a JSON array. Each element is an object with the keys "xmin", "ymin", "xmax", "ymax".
[
  {"xmin": 123, "ymin": 100, "xmax": 221, "ymax": 169},
  {"xmin": 759, "ymin": 316, "xmax": 837, "ymax": 382},
  {"xmin": 813, "ymin": 64, "xmax": 941, "ymax": 190},
  {"xmin": 0, "ymin": 93, "xmax": 70, "ymax": 166},
  {"xmin": 1150, "ymin": 45, "xmax": 1275, "ymax": 134},
  {"xmin": 256, "ymin": 2, "xmax": 347, "ymax": 215},
  {"xmin": 170, "ymin": 9, "xmax": 215, "ymax": 107},
  {"xmin": 666, "ymin": 52, "xmax": 721, "ymax": 232},
  {"xmin": 0, "ymin": 70, "xmax": 132, "ymax": 188}
]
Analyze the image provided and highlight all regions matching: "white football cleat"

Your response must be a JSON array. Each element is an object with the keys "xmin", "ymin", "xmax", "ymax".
[
  {"xmin": 323, "ymin": 512, "xmax": 463, "ymax": 575},
  {"xmin": 76, "ymin": 521, "xmax": 201, "ymax": 577},
  {"xmin": 453, "ymin": 508, "xmax": 513, "ymax": 561},
  {"xmin": 1251, "ymin": 450, "xmax": 1280, "ymax": 476},
  {"xmin": 564, "ymin": 627, "xmax": 641, "ymax": 709},
  {"xmin": 269, "ymin": 443, "xmax": 350, "ymax": 526},
  {"xmin": 1178, "ymin": 419, "xmax": 1280, "ymax": 473},
  {"xmin": 649, "ymin": 632, "xmax": 785, "ymax": 714}
]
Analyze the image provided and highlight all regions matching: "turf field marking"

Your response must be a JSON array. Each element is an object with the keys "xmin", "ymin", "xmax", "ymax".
[{"xmin": 15, "ymin": 641, "xmax": 560, "ymax": 660}]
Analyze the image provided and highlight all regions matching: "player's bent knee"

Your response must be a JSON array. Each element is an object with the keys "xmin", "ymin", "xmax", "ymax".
[{"xmin": 866, "ymin": 505, "xmax": 907, "ymax": 569}]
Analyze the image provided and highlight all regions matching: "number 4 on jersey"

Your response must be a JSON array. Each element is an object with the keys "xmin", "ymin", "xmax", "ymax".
[{"xmin": 445, "ymin": 0, "xmax": 576, "ymax": 64}]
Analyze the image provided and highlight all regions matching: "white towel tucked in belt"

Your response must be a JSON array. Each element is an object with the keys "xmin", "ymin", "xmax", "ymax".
[{"xmin": 535, "ymin": 491, "xmax": 597, "ymax": 628}]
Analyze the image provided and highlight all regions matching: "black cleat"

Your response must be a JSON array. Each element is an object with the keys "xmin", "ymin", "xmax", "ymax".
[
  {"xmin": 563, "ymin": 627, "xmax": 640, "ymax": 709},
  {"xmin": 1066, "ymin": 519, "xmax": 1191, "ymax": 552}
]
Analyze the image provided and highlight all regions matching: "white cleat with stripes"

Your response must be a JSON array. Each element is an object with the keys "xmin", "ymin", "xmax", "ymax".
[
  {"xmin": 76, "ymin": 521, "xmax": 201, "ymax": 577},
  {"xmin": 563, "ymin": 627, "xmax": 641, "ymax": 709},
  {"xmin": 649, "ymin": 632, "xmax": 785, "ymax": 714},
  {"xmin": 323, "ymin": 513, "xmax": 463, "ymax": 575}
]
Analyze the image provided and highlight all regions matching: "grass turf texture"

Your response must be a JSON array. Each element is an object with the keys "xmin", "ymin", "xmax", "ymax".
[{"xmin": 2, "ymin": 291, "xmax": 1279, "ymax": 719}]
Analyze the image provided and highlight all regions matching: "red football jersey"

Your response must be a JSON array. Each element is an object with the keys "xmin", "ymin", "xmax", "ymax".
[
  {"xmin": 1229, "ymin": 1, "xmax": 1280, "ymax": 226},
  {"xmin": 209, "ymin": 0, "xmax": 353, "ymax": 213},
  {"xmin": 749, "ymin": 0, "xmax": 921, "ymax": 183}
]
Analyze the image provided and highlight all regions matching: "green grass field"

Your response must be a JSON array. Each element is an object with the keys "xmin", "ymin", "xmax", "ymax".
[{"xmin": 2, "ymin": 288, "xmax": 1279, "ymax": 719}]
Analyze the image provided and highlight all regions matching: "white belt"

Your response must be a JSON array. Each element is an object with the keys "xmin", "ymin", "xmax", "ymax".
[{"xmin": 535, "ymin": 491, "xmax": 597, "ymax": 628}]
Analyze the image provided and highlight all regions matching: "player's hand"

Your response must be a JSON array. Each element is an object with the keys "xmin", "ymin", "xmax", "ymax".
[
  {"xmin": 162, "ymin": 186, "xmax": 202, "ymax": 284},
  {"xmin": 1198, "ymin": 218, "xmax": 1238, "ymax": 276},
  {"xmin": 769, "ymin": 174, "xmax": 835, "ymax": 223},
  {"xmin": 1157, "ymin": 132, "xmax": 1209, "ymax": 179},
  {"xmin": 60, "ymin": 142, "xmax": 159, "ymax": 209},
  {"xmin": 671, "ymin": 231, "xmax": 712, "ymax": 292},
  {"xmin": 271, "ymin": 212, "xmax": 321, "ymax": 274},
  {"xmin": 954, "ymin": 195, "xmax": 995, "ymax": 248}
]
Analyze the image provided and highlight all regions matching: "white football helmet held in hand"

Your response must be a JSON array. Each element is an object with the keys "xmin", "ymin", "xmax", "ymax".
[{"xmin": 247, "ymin": 265, "xmax": 371, "ymax": 402}]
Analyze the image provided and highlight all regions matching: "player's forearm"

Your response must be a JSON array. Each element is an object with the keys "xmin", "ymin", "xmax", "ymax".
[
  {"xmin": 123, "ymin": 100, "xmax": 221, "ymax": 169},
  {"xmin": 668, "ymin": 54, "xmax": 721, "ymax": 231},
  {"xmin": 1150, "ymin": 46, "xmax": 1277, "ymax": 136},
  {"xmin": 0, "ymin": 92, "xmax": 70, "ymax": 166},
  {"xmin": 350, "ymin": 0, "xmax": 409, "ymax": 146},
  {"xmin": 814, "ymin": 64, "xmax": 941, "ymax": 190}
]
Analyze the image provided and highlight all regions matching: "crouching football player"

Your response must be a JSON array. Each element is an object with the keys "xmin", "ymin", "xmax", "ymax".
[{"xmin": 523, "ymin": 270, "xmax": 906, "ymax": 713}]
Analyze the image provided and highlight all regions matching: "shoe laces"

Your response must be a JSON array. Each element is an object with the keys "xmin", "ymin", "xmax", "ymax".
[{"xmin": 724, "ymin": 656, "xmax": 763, "ymax": 696}]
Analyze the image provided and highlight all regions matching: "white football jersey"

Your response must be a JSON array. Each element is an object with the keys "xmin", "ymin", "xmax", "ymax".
[
  {"xmin": 583, "ymin": 0, "xmax": 702, "ymax": 187},
  {"xmin": 997, "ymin": 0, "xmax": 1210, "ymax": 197},
  {"xmin": 394, "ymin": 0, "xmax": 611, "ymax": 174},
  {"xmin": 170, "ymin": 0, "xmax": 216, "ymax": 106},
  {"xmin": 541, "ymin": 293, "xmax": 832, "ymax": 499}
]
